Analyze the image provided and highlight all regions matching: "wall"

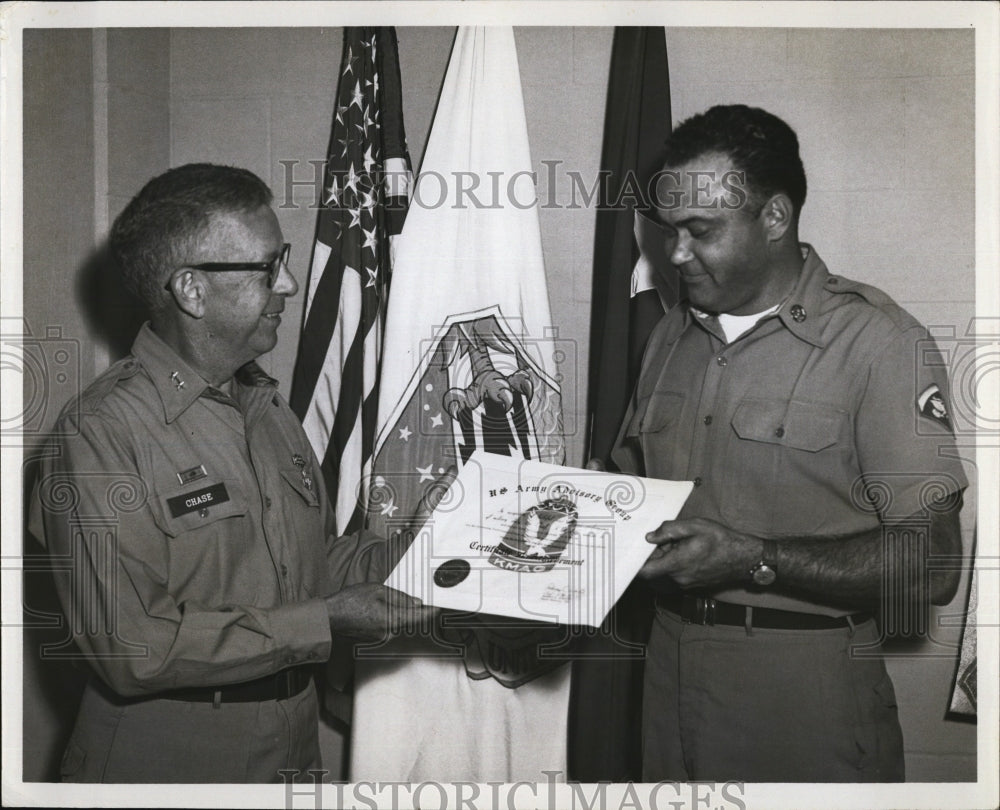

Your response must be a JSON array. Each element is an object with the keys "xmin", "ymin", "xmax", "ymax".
[
  {"xmin": 21, "ymin": 28, "xmax": 172, "ymax": 782},
  {"xmin": 20, "ymin": 25, "xmax": 977, "ymax": 782},
  {"xmin": 22, "ymin": 30, "xmax": 97, "ymax": 783}
]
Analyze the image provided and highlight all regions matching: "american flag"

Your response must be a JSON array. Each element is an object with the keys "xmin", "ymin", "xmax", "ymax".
[{"xmin": 290, "ymin": 27, "xmax": 411, "ymax": 536}]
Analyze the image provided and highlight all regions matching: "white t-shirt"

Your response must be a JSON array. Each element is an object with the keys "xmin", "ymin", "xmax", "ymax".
[{"xmin": 711, "ymin": 302, "xmax": 782, "ymax": 343}]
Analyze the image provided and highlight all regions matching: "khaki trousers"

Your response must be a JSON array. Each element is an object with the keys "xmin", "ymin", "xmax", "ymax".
[
  {"xmin": 642, "ymin": 606, "xmax": 905, "ymax": 782},
  {"xmin": 60, "ymin": 678, "xmax": 321, "ymax": 783}
]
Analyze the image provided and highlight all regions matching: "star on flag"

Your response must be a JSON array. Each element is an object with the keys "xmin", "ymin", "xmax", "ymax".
[
  {"xmin": 350, "ymin": 80, "xmax": 365, "ymax": 110},
  {"xmin": 324, "ymin": 176, "xmax": 340, "ymax": 206},
  {"xmin": 344, "ymin": 163, "xmax": 361, "ymax": 195},
  {"xmin": 342, "ymin": 45, "xmax": 358, "ymax": 75}
]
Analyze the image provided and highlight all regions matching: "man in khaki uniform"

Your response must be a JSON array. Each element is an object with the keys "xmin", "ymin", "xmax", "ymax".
[
  {"xmin": 611, "ymin": 105, "xmax": 967, "ymax": 781},
  {"xmin": 30, "ymin": 163, "xmax": 432, "ymax": 782}
]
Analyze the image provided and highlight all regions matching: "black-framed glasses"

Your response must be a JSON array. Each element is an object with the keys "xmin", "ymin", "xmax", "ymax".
[{"xmin": 167, "ymin": 243, "xmax": 292, "ymax": 290}]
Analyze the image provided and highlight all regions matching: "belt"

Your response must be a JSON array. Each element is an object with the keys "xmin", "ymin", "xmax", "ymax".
[
  {"xmin": 162, "ymin": 666, "xmax": 315, "ymax": 703},
  {"xmin": 656, "ymin": 594, "xmax": 871, "ymax": 630}
]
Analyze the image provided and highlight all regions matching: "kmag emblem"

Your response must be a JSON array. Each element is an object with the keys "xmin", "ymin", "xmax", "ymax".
[{"xmin": 489, "ymin": 496, "xmax": 577, "ymax": 573}]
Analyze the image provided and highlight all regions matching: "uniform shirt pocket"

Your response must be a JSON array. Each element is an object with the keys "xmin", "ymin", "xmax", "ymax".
[
  {"xmin": 732, "ymin": 398, "xmax": 841, "ymax": 451},
  {"xmin": 154, "ymin": 479, "xmax": 249, "ymax": 537},
  {"xmin": 724, "ymin": 399, "xmax": 850, "ymax": 534},
  {"xmin": 280, "ymin": 468, "xmax": 320, "ymax": 508},
  {"xmin": 633, "ymin": 391, "xmax": 686, "ymax": 479}
]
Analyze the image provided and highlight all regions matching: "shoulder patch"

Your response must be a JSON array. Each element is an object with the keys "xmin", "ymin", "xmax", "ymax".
[{"xmin": 918, "ymin": 384, "xmax": 952, "ymax": 430}]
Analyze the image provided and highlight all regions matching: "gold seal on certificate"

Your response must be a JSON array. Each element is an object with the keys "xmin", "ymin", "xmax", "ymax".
[{"xmin": 387, "ymin": 451, "xmax": 694, "ymax": 627}]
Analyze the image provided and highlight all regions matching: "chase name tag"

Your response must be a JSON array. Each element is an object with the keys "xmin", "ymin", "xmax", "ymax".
[{"xmin": 167, "ymin": 483, "xmax": 230, "ymax": 518}]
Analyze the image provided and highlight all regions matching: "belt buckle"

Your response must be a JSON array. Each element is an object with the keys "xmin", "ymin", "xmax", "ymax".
[
  {"xmin": 683, "ymin": 596, "xmax": 715, "ymax": 625},
  {"xmin": 694, "ymin": 596, "xmax": 716, "ymax": 626}
]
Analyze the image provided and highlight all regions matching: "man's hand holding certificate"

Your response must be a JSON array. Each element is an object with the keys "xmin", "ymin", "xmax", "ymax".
[{"xmin": 387, "ymin": 452, "xmax": 694, "ymax": 627}]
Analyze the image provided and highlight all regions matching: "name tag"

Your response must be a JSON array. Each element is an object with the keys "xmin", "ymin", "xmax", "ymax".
[{"xmin": 166, "ymin": 483, "xmax": 230, "ymax": 518}]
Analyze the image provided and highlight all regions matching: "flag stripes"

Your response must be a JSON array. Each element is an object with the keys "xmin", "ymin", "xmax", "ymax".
[{"xmin": 290, "ymin": 27, "xmax": 411, "ymax": 536}]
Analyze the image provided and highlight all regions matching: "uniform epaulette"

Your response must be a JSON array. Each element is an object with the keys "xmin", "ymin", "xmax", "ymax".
[
  {"xmin": 822, "ymin": 274, "xmax": 921, "ymax": 333},
  {"xmin": 75, "ymin": 355, "xmax": 143, "ymax": 415}
]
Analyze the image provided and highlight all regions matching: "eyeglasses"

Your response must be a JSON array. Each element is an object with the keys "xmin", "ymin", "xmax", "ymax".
[{"xmin": 167, "ymin": 243, "xmax": 292, "ymax": 290}]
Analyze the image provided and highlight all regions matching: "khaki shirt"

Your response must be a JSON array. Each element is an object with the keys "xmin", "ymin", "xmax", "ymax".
[
  {"xmin": 29, "ymin": 324, "xmax": 383, "ymax": 697},
  {"xmin": 612, "ymin": 246, "xmax": 968, "ymax": 613}
]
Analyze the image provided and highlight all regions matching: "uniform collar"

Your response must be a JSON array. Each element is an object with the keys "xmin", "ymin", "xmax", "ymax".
[
  {"xmin": 682, "ymin": 243, "xmax": 830, "ymax": 349},
  {"xmin": 772, "ymin": 244, "xmax": 829, "ymax": 348},
  {"xmin": 131, "ymin": 323, "xmax": 278, "ymax": 423}
]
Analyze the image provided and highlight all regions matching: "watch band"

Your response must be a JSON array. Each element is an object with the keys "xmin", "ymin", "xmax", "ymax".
[{"xmin": 750, "ymin": 538, "xmax": 779, "ymax": 587}]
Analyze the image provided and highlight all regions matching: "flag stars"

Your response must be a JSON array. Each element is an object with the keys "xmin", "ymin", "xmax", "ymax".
[
  {"xmin": 366, "ymin": 267, "xmax": 378, "ymax": 288},
  {"xmin": 350, "ymin": 80, "xmax": 365, "ymax": 110},
  {"xmin": 430, "ymin": 413, "xmax": 444, "ymax": 428},
  {"xmin": 380, "ymin": 501, "xmax": 399, "ymax": 517},
  {"xmin": 362, "ymin": 144, "xmax": 377, "ymax": 174},
  {"xmin": 344, "ymin": 164, "xmax": 361, "ymax": 195},
  {"xmin": 416, "ymin": 464, "xmax": 434, "ymax": 482},
  {"xmin": 362, "ymin": 227, "xmax": 378, "ymax": 254},
  {"xmin": 398, "ymin": 426, "xmax": 412, "ymax": 441},
  {"xmin": 348, "ymin": 207, "xmax": 363, "ymax": 230},
  {"xmin": 343, "ymin": 45, "xmax": 359, "ymax": 75},
  {"xmin": 324, "ymin": 176, "xmax": 340, "ymax": 206}
]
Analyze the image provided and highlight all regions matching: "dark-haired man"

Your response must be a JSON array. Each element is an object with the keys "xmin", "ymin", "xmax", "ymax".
[
  {"xmin": 610, "ymin": 105, "xmax": 967, "ymax": 781},
  {"xmin": 29, "ymin": 163, "xmax": 433, "ymax": 782}
]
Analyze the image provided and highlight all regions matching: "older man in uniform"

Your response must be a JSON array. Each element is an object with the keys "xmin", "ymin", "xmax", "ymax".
[
  {"xmin": 29, "ymin": 164, "xmax": 433, "ymax": 782},
  {"xmin": 611, "ymin": 106, "xmax": 967, "ymax": 781}
]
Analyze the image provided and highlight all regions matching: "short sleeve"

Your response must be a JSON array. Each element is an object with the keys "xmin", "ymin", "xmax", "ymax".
[{"xmin": 854, "ymin": 325, "xmax": 968, "ymax": 520}]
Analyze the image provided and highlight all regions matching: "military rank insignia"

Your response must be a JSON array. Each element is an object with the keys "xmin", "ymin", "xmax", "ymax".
[
  {"xmin": 918, "ymin": 384, "xmax": 952, "ymax": 431},
  {"xmin": 292, "ymin": 453, "xmax": 313, "ymax": 492}
]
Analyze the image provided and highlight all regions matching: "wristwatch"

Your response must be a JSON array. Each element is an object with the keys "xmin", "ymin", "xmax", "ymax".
[{"xmin": 750, "ymin": 539, "xmax": 779, "ymax": 587}]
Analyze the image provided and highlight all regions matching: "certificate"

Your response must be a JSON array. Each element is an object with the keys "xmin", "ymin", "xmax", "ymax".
[{"xmin": 386, "ymin": 451, "xmax": 694, "ymax": 627}]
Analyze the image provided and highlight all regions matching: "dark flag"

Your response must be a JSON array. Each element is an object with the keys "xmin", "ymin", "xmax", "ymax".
[
  {"xmin": 290, "ymin": 27, "xmax": 411, "ymax": 536},
  {"xmin": 571, "ymin": 26, "xmax": 673, "ymax": 782}
]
